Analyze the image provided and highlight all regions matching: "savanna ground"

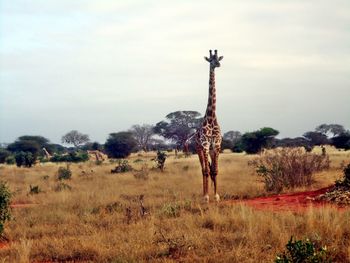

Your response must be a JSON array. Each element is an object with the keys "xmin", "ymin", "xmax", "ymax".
[{"xmin": 0, "ymin": 147, "xmax": 350, "ymax": 262}]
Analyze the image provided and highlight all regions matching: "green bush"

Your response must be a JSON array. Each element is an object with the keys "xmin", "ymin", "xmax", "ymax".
[
  {"xmin": 0, "ymin": 181, "xmax": 11, "ymax": 236},
  {"xmin": 14, "ymin": 151, "xmax": 36, "ymax": 167},
  {"xmin": 29, "ymin": 185, "xmax": 41, "ymax": 195},
  {"xmin": 241, "ymin": 127, "xmax": 279, "ymax": 154},
  {"xmin": 51, "ymin": 151, "xmax": 88, "ymax": 163},
  {"xmin": 7, "ymin": 139, "xmax": 40, "ymax": 156},
  {"xmin": 57, "ymin": 166, "xmax": 72, "ymax": 180},
  {"xmin": 220, "ymin": 139, "xmax": 233, "ymax": 151},
  {"xmin": 5, "ymin": 155, "xmax": 15, "ymax": 165},
  {"xmin": 275, "ymin": 236, "xmax": 331, "ymax": 263},
  {"xmin": 104, "ymin": 132, "xmax": 137, "ymax": 158},
  {"xmin": 232, "ymin": 141, "xmax": 244, "ymax": 153},
  {"xmin": 160, "ymin": 202, "xmax": 181, "ymax": 218},
  {"xmin": 154, "ymin": 150, "xmax": 167, "ymax": 171},
  {"xmin": 111, "ymin": 160, "xmax": 133, "ymax": 173},
  {"xmin": 331, "ymin": 132, "xmax": 350, "ymax": 150},
  {"xmin": 0, "ymin": 149, "xmax": 11, "ymax": 164},
  {"xmin": 14, "ymin": 151, "xmax": 25, "ymax": 167}
]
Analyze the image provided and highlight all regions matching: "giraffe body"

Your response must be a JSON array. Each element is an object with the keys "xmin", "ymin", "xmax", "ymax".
[{"xmin": 195, "ymin": 50, "xmax": 223, "ymax": 203}]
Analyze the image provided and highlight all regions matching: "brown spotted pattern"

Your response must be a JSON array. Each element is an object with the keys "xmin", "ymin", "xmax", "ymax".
[{"xmin": 195, "ymin": 50, "xmax": 223, "ymax": 202}]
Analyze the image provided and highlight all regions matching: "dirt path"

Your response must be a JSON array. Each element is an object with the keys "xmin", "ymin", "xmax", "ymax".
[{"xmin": 224, "ymin": 186, "xmax": 342, "ymax": 212}]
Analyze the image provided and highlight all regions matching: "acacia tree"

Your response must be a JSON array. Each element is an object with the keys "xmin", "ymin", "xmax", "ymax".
[
  {"xmin": 316, "ymin": 124, "xmax": 346, "ymax": 138},
  {"xmin": 303, "ymin": 131, "xmax": 329, "ymax": 146},
  {"xmin": 129, "ymin": 124, "xmax": 154, "ymax": 152},
  {"xmin": 7, "ymin": 140, "xmax": 40, "ymax": 156},
  {"xmin": 241, "ymin": 127, "xmax": 279, "ymax": 154},
  {"xmin": 223, "ymin": 131, "xmax": 242, "ymax": 144},
  {"xmin": 154, "ymin": 111, "xmax": 202, "ymax": 150},
  {"xmin": 104, "ymin": 132, "xmax": 137, "ymax": 158},
  {"xmin": 332, "ymin": 132, "xmax": 350, "ymax": 150},
  {"xmin": 61, "ymin": 130, "xmax": 90, "ymax": 148}
]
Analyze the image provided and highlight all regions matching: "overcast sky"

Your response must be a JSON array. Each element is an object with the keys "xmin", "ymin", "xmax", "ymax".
[{"xmin": 1, "ymin": 0, "xmax": 349, "ymax": 144}]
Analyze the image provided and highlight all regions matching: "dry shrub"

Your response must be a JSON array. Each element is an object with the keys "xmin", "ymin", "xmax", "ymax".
[
  {"xmin": 111, "ymin": 159, "xmax": 133, "ymax": 173},
  {"xmin": 153, "ymin": 224, "xmax": 190, "ymax": 259},
  {"xmin": 249, "ymin": 147, "xmax": 330, "ymax": 192},
  {"xmin": 133, "ymin": 164, "xmax": 149, "ymax": 180},
  {"xmin": 57, "ymin": 165, "xmax": 72, "ymax": 181}
]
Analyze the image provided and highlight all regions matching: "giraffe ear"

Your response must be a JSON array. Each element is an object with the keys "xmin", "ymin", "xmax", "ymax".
[
  {"xmin": 218, "ymin": 56, "xmax": 223, "ymax": 61},
  {"xmin": 204, "ymin": 56, "xmax": 210, "ymax": 62}
]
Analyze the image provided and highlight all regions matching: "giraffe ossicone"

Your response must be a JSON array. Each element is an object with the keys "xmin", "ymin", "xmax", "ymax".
[{"xmin": 195, "ymin": 49, "xmax": 223, "ymax": 203}]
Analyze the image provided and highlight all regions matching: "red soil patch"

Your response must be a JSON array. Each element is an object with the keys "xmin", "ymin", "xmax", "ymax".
[
  {"xmin": 10, "ymin": 202, "xmax": 37, "ymax": 209},
  {"xmin": 225, "ymin": 186, "xmax": 342, "ymax": 212},
  {"xmin": 0, "ymin": 241, "xmax": 9, "ymax": 249}
]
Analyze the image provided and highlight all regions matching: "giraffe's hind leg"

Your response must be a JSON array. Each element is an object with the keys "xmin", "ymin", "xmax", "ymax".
[{"xmin": 197, "ymin": 145, "xmax": 210, "ymax": 203}]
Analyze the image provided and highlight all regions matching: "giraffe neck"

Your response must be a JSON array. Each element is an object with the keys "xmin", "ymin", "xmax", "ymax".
[{"xmin": 204, "ymin": 67, "xmax": 216, "ymax": 119}]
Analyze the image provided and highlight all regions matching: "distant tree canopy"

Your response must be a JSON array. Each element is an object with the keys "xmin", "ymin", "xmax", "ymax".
[
  {"xmin": 222, "ymin": 130, "xmax": 242, "ymax": 151},
  {"xmin": 316, "ymin": 124, "xmax": 346, "ymax": 138},
  {"xmin": 7, "ymin": 135, "xmax": 53, "ymax": 157},
  {"xmin": 332, "ymin": 132, "xmax": 350, "ymax": 150},
  {"xmin": 104, "ymin": 132, "xmax": 137, "ymax": 158},
  {"xmin": 61, "ymin": 130, "xmax": 90, "ymax": 148},
  {"xmin": 49, "ymin": 144, "xmax": 67, "ymax": 154},
  {"xmin": 274, "ymin": 137, "xmax": 311, "ymax": 149},
  {"xmin": 303, "ymin": 131, "xmax": 330, "ymax": 146},
  {"xmin": 129, "ymin": 124, "xmax": 155, "ymax": 151},
  {"xmin": 146, "ymin": 138, "xmax": 169, "ymax": 151},
  {"xmin": 221, "ymin": 139, "xmax": 234, "ymax": 151},
  {"xmin": 7, "ymin": 140, "xmax": 40, "ymax": 155},
  {"xmin": 17, "ymin": 135, "xmax": 50, "ymax": 146},
  {"xmin": 7, "ymin": 135, "xmax": 68, "ymax": 156},
  {"xmin": 241, "ymin": 127, "xmax": 279, "ymax": 154},
  {"xmin": 0, "ymin": 149, "xmax": 11, "ymax": 164},
  {"xmin": 154, "ymin": 111, "xmax": 202, "ymax": 150},
  {"xmin": 81, "ymin": 142, "xmax": 103, "ymax": 151},
  {"xmin": 6, "ymin": 135, "xmax": 60, "ymax": 166},
  {"xmin": 223, "ymin": 131, "xmax": 242, "ymax": 144}
]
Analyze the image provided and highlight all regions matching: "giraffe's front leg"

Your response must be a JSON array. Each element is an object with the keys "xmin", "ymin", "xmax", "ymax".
[
  {"xmin": 210, "ymin": 144, "xmax": 221, "ymax": 202},
  {"xmin": 197, "ymin": 146, "xmax": 210, "ymax": 203}
]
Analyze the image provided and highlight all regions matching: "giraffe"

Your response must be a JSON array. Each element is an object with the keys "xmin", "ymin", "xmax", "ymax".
[
  {"xmin": 42, "ymin": 147, "xmax": 52, "ymax": 160},
  {"xmin": 195, "ymin": 49, "xmax": 223, "ymax": 203},
  {"xmin": 87, "ymin": 150, "xmax": 107, "ymax": 162}
]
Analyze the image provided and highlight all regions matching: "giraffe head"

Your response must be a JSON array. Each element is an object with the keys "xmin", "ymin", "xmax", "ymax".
[{"xmin": 204, "ymin": 50, "xmax": 223, "ymax": 69}]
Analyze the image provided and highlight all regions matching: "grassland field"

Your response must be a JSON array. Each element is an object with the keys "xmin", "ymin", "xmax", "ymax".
[{"xmin": 0, "ymin": 146, "xmax": 350, "ymax": 262}]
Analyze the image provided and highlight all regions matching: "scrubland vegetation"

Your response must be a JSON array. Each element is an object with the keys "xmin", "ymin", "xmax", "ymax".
[{"xmin": 0, "ymin": 147, "xmax": 349, "ymax": 262}]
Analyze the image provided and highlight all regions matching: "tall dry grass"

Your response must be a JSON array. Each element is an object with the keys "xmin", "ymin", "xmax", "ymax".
[{"xmin": 0, "ymin": 148, "xmax": 348, "ymax": 262}]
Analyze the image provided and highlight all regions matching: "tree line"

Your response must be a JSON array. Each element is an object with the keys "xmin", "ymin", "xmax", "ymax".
[{"xmin": 1, "ymin": 111, "xmax": 349, "ymax": 166}]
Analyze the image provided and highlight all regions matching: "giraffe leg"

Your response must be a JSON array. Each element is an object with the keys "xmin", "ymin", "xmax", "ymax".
[
  {"xmin": 197, "ymin": 146, "xmax": 210, "ymax": 203},
  {"xmin": 210, "ymin": 145, "xmax": 220, "ymax": 202}
]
